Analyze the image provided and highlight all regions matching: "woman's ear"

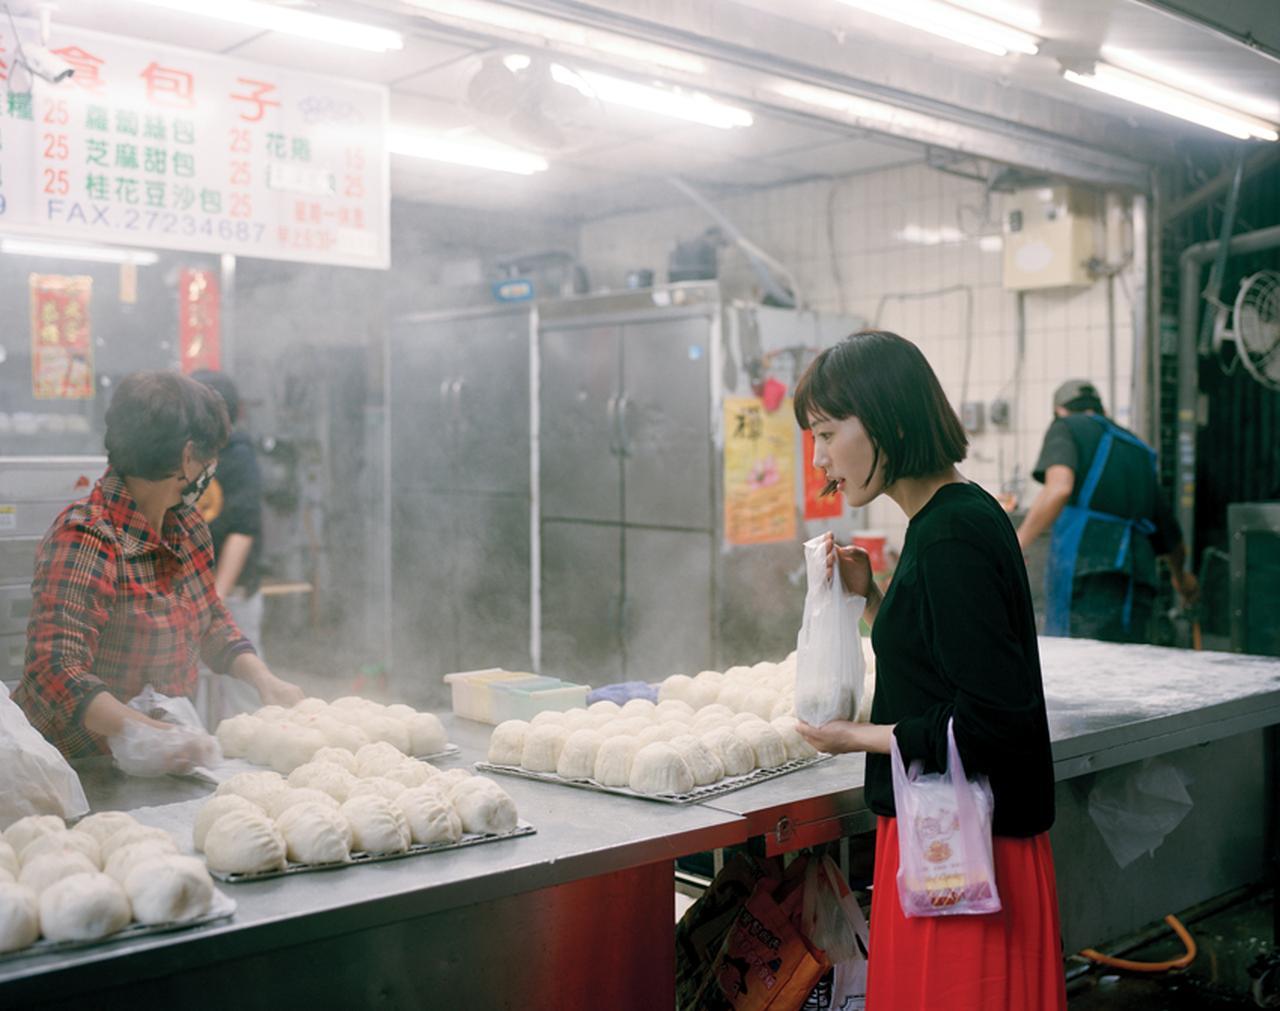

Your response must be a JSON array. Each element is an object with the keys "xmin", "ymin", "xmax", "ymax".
[{"xmin": 179, "ymin": 440, "xmax": 198, "ymax": 478}]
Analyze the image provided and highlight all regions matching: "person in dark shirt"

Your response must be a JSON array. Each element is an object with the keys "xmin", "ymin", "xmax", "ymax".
[
  {"xmin": 792, "ymin": 330, "xmax": 1065, "ymax": 1011},
  {"xmin": 1016, "ymin": 379, "xmax": 1198, "ymax": 642},
  {"xmin": 191, "ymin": 370, "xmax": 268, "ymax": 720}
]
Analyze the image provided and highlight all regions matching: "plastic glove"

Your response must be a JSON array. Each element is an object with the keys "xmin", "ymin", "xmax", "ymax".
[{"xmin": 107, "ymin": 719, "xmax": 222, "ymax": 777}]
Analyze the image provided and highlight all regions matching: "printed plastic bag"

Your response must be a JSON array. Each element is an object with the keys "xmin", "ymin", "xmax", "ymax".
[
  {"xmin": 795, "ymin": 534, "xmax": 866, "ymax": 726},
  {"xmin": 696, "ymin": 864, "xmax": 830, "ymax": 1011},
  {"xmin": 0, "ymin": 683, "xmax": 89, "ymax": 824},
  {"xmin": 889, "ymin": 719, "xmax": 1001, "ymax": 917},
  {"xmin": 800, "ymin": 857, "xmax": 869, "ymax": 1010},
  {"xmin": 107, "ymin": 685, "xmax": 222, "ymax": 777}
]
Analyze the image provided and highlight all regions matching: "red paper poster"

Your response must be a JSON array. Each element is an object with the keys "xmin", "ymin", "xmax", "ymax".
[
  {"xmin": 802, "ymin": 429, "xmax": 843, "ymax": 520},
  {"xmin": 179, "ymin": 268, "xmax": 221, "ymax": 373},
  {"xmin": 30, "ymin": 274, "xmax": 93, "ymax": 399}
]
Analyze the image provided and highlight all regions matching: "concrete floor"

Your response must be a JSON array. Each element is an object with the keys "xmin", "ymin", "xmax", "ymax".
[{"xmin": 1067, "ymin": 889, "xmax": 1276, "ymax": 1009}]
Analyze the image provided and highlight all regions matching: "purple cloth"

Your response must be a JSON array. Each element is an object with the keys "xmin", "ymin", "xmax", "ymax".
[{"xmin": 587, "ymin": 681, "xmax": 658, "ymax": 706}]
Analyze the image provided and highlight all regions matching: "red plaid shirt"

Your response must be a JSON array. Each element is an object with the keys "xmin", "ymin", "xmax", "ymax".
[{"xmin": 14, "ymin": 467, "xmax": 254, "ymax": 758}]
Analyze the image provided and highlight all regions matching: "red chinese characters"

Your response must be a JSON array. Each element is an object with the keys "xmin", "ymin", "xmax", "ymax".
[
  {"xmin": 53, "ymin": 46, "xmax": 105, "ymax": 91},
  {"xmin": 140, "ymin": 62, "xmax": 194, "ymax": 108},
  {"xmin": 230, "ymin": 77, "xmax": 280, "ymax": 122}
]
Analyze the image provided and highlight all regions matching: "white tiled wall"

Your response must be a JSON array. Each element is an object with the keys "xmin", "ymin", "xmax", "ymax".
[{"xmin": 577, "ymin": 163, "xmax": 1140, "ymax": 552}]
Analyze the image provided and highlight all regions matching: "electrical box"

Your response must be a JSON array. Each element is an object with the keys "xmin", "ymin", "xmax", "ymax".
[{"xmin": 1002, "ymin": 186, "xmax": 1099, "ymax": 290}]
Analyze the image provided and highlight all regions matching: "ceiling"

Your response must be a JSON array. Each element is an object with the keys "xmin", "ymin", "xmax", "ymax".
[{"xmin": 21, "ymin": 0, "xmax": 1280, "ymax": 221}]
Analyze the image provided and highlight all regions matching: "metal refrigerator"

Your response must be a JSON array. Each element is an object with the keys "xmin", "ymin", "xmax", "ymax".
[{"xmin": 386, "ymin": 284, "xmax": 862, "ymax": 699}]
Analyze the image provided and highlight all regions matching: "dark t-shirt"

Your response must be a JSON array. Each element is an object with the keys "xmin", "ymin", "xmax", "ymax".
[
  {"xmin": 868, "ymin": 482, "xmax": 1055, "ymax": 837},
  {"xmin": 1031, "ymin": 414, "xmax": 1180, "ymax": 587},
  {"xmin": 207, "ymin": 430, "xmax": 264, "ymax": 595}
]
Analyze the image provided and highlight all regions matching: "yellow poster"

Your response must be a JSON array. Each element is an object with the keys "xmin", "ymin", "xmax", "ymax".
[{"xmin": 723, "ymin": 396, "xmax": 797, "ymax": 546}]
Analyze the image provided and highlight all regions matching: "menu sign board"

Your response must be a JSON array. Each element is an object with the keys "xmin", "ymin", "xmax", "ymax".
[{"xmin": 0, "ymin": 20, "xmax": 389, "ymax": 268}]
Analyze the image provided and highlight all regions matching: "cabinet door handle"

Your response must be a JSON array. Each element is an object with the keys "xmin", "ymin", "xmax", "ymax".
[
  {"xmin": 606, "ymin": 395, "xmax": 620, "ymax": 456},
  {"xmin": 616, "ymin": 394, "xmax": 631, "ymax": 458}
]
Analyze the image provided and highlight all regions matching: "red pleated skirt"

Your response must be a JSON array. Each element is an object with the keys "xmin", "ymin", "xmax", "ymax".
[{"xmin": 866, "ymin": 816, "xmax": 1067, "ymax": 1011}]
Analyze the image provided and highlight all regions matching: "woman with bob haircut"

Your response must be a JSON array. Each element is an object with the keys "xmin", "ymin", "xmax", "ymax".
[
  {"xmin": 792, "ymin": 330, "xmax": 1065, "ymax": 1011},
  {"xmin": 16, "ymin": 370, "xmax": 303, "ymax": 762}
]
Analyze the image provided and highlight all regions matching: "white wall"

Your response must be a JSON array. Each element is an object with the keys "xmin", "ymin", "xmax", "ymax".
[{"xmin": 578, "ymin": 162, "xmax": 1141, "ymax": 552}]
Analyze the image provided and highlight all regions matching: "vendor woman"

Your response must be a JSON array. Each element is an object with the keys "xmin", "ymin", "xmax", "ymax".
[{"xmin": 16, "ymin": 369, "xmax": 303, "ymax": 760}]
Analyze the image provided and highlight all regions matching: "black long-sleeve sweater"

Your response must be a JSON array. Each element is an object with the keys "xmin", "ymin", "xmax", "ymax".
[{"xmin": 866, "ymin": 482, "xmax": 1056, "ymax": 837}]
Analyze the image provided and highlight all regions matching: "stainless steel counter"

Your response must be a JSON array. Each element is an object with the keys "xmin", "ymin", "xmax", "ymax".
[
  {"xmin": 1038, "ymin": 637, "xmax": 1280, "ymax": 777},
  {"xmin": 1, "ymin": 718, "xmax": 746, "ymax": 1010},
  {"xmin": 3, "ymin": 637, "xmax": 1279, "ymax": 1005}
]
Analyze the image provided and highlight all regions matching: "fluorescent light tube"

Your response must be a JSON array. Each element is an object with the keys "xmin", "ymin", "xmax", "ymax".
[
  {"xmin": 1063, "ymin": 65, "xmax": 1278, "ymax": 142},
  {"xmin": 388, "ymin": 129, "xmax": 549, "ymax": 174},
  {"xmin": 131, "ymin": 0, "xmax": 403, "ymax": 52},
  {"xmin": 551, "ymin": 65, "xmax": 752, "ymax": 129},
  {"xmin": 1, "ymin": 238, "xmax": 159, "ymax": 264},
  {"xmin": 1102, "ymin": 47, "xmax": 1279, "ymax": 125},
  {"xmin": 405, "ymin": 0, "xmax": 704, "ymax": 73},
  {"xmin": 834, "ymin": 0, "xmax": 1039, "ymax": 56},
  {"xmin": 897, "ymin": 225, "xmax": 966, "ymax": 245}
]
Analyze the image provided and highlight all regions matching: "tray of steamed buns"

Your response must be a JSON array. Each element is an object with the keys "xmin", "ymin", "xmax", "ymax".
[
  {"xmin": 195, "ymin": 743, "xmax": 532, "ymax": 882},
  {"xmin": 475, "ymin": 695, "xmax": 831, "ymax": 806},
  {"xmin": 214, "ymin": 696, "xmax": 458, "ymax": 776},
  {"xmin": 0, "ymin": 811, "xmax": 233, "ymax": 961}
]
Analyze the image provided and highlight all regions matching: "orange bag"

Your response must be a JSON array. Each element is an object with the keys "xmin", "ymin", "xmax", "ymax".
[{"xmin": 695, "ymin": 859, "xmax": 831, "ymax": 1011}]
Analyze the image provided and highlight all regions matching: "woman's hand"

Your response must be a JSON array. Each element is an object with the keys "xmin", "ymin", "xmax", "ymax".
[
  {"xmin": 823, "ymin": 532, "xmax": 882, "ymax": 623},
  {"xmin": 796, "ymin": 719, "xmax": 895, "ymax": 755},
  {"xmin": 257, "ymin": 674, "xmax": 305, "ymax": 708},
  {"xmin": 231, "ymin": 653, "xmax": 305, "ymax": 707}
]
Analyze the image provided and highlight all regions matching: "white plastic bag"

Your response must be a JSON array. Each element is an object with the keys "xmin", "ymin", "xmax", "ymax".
[
  {"xmin": 889, "ymin": 719, "xmax": 1001, "ymax": 917},
  {"xmin": 801, "ymin": 856, "xmax": 869, "ymax": 1010},
  {"xmin": 107, "ymin": 686, "xmax": 222, "ymax": 777},
  {"xmin": 795, "ymin": 534, "xmax": 866, "ymax": 726},
  {"xmin": 0, "ymin": 683, "xmax": 89, "ymax": 824},
  {"xmin": 1087, "ymin": 758, "xmax": 1194, "ymax": 869}
]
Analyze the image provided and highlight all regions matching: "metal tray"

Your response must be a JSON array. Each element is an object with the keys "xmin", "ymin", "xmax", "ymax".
[
  {"xmin": 475, "ymin": 755, "xmax": 833, "ymax": 805},
  {"xmin": 0, "ymin": 888, "xmax": 236, "ymax": 964},
  {"xmin": 189, "ymin": 744, "xmax": 463, "ymax": 786},
  {"xmin": 208, "ymin": 820, "xmax": 537, "ymax": 883}
]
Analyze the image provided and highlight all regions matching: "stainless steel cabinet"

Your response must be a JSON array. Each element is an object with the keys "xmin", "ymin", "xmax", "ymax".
[
  {"xmin": 0, "ymin": 457, "xmax": 105, "ymax": 688},
  {"xmin": 539, "ymin": 294, "xmax": 717, "ymax": 683},
  {"xmin": 621, "ymin": 316, "xmax": 712, "ymax": 530},
  {"xmin": 387, "ymin": 310, "xmax": 531, "ymax": 700}
]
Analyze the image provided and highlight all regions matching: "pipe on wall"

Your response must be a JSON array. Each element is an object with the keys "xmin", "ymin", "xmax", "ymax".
[{"xmin": 1177, "ymin": 223, "xmax": 1280, "ymax": 559}]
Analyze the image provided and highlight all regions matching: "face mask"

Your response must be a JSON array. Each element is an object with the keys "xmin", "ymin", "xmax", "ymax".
[{"xmin": 180, "ymin": 461, "xmax": 217, "ymax": 507}]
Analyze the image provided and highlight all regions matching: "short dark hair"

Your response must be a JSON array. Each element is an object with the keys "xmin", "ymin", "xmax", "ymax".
[
  {"xmin": 190, "ymin": 369, "xmax": 241, "ymax": 424},
  {"xmin": 104, "ymin": 370, "xmax": 230, "ymax": 479},
  {"xmin": 794, "ymin": 329, "xmax": 968, "ymax": 488}
]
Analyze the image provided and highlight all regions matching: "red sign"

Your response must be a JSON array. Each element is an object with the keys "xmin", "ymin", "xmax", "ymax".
[
  {"xmin": 802, "ymin": 429, "xmax": 843, "ymax": 520},
  {"xmin": 179, "ymin": 268, "xmax": 220, "ymax": 373},
  {"xmin": 30, "ymin": 274, "xmax": 93, "ymax": 399}
]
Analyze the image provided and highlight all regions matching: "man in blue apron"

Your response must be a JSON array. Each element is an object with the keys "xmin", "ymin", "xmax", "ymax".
[{"xmin": 1016, "ymin": 380, "xmax": 1198, "ymax": 642}]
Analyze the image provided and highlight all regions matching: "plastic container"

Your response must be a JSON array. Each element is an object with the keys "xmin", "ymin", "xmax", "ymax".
[
  {"xmin": 444, "ymin": 669, "xmax": 538, "ymax": 722},
  {"xmin": 489, "ymin": 679, "xmax": 591, "ymax": 724}
]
